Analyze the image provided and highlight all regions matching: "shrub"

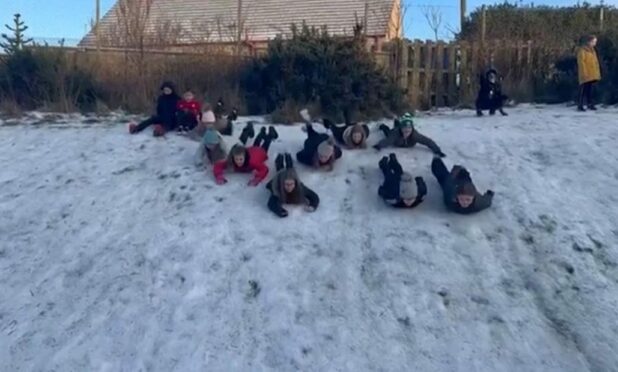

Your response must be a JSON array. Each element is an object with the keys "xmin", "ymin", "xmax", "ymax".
[
  {"xmin": 242, "ymin": 23, "xmax": 406, "ymax": 122},
  {"xmin": 0, "ymin": 46, "xmax": 100, "ymax": 112}
]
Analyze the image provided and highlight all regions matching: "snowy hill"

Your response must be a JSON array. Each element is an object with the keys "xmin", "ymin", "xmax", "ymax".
[{"xmin": 1, "ymin": 106, "xmax": 618, "ymax": 371}]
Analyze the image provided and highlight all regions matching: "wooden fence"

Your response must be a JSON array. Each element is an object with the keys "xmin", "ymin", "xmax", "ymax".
[{"xmin": 377, "ymin": 40, "xmax": 573, "ymax": 109}]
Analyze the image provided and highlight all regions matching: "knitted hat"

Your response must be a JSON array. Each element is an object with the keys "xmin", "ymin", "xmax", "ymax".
[
  {"xmin": 399, "ymin": 173, "xmax": 417, "ymax": 200},
  {"xmin": 456, "ymin": 182, "xmax": 477, "ymax": 196},
  {"xmin": 317, "ymin": 140, "xmax": 334, "ymax": 158},
  {"xmin": 202, "ymin": 129, "xmax": 220, "ymax": 146},
  {"xmin": 399, "ymin": 113, "xmax": 414, "ymax": 128}
]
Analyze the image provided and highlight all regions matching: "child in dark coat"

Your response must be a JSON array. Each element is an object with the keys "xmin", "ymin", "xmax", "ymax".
[
  {"xmin": 213, "ymin": 123, "xmax": 278, "ymax": 186},
  {"xmin": 297, "ymin": 110, "xmax": 343, "ymax": 171},
  {"xmin": 431, "ymin": 156, "xmax": 494, "ymax": 214},
  {"xmin": 301, "ymin": 108, "xmax": 369, "ymax": 149},
  {"xmin": 476, "ymin": 69, "xmax": 508, "ymax": 116},
  {"xmin": 266, "ymin": 153, "xmax": 320, "ymax": 218},
  {"xmin": 378, "ymin": 154, "xmax": 427, "ymax": 209},
  {"xmin": 374, "ymin": 113, "xmax": 445, "ymax": 157},
  {"xmin": 129, "ymin": 82, "xmax": 180, "ymax": 136}
]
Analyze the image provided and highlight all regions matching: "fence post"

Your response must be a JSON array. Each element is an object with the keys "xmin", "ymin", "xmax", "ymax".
[
  {"xmin": 410, "ymin": 42, "xmax": 421, "ymax": 109},
  {"xmin": 435, "ymin": 42, "xmax": 445, "ymax": 107},
  {"xmin": 423, "ymin": 41, "xmax": 433, "ymax": 109}
]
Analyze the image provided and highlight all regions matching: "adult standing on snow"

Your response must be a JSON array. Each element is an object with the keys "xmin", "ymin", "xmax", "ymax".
[
  {"xmin": 431, "ymin": 156, "xmax": 493, "ymax": 214},
  {"xmin": 577, "ymin": 35, "xmax": 601, "ymax": 112},
  {"xmin": 129, "ymin": 82, "xmax": 180, "ymax": 136}
]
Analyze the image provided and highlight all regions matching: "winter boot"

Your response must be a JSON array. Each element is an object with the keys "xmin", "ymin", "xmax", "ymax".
[
  {"xmin": 268, "ymin": 126, "xmax": 279, "ymax": 140},
  {"xmin": 379, "ymin": 156, "xmax": 389, "ymax": 172},
  {"xmin": 275, "ymin": 153, "xmax": 285, "ymax": 172},
  {"xmin": 499, "ymin": 108, "xmax": 508, "ymax": 116},
  {"xmin": 239, "ymin": 122, "xmax": 255, "ymax": 145},
  {"xmin": 128, "ymin": 123, "xmax": 138, "ymax": 134},
  {"xmin": 284, "ymin": 153, "xmax": 294, "ymax": 169},
  {"xmin": 153, "ymin": 124, "xmax": 165, "ymax": 137}
]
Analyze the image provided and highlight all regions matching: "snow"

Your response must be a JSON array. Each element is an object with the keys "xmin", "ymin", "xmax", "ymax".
[{"xmin": 1, "ymin": 105, "xmax": 618, "ymax": 371}]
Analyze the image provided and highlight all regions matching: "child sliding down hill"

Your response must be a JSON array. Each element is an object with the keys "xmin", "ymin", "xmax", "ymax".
[
  {"xmin": 297, "ymin": 110, "xmax": 342, "ymax": 171},
  {"xmin": 431, "ymin": 156, "xmax": 494, "ymax": 214},
  {"xmin": 213, "ymin": 123, "xmax": 278, "ymax": 186},
  {"xmin": 194, "ymin": 129, "xmax": 228, "ymax": 168},
  {"xmin": 266, "ymin": 153, "xmax": 320, "ymax": 218},
  {"xmin": 378, "ymin": 154, "xmax": 427, "ymax": 209},
  {"xmin": 374, "ymin": 113, "xmax": 445, "ymax": 157}
]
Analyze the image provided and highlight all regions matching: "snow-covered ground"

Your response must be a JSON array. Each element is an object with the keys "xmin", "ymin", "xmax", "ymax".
[{"xmin": 1, "ymin": 106, "xmax": 618, "ymax": 372}]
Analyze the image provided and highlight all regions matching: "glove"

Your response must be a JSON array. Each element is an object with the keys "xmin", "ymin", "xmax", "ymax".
[
  {"xmin": 215, "ymin": 177, "xmax": 227, "ymax": 185},
  {"xmin": 373, "ymin": 144, "xmax": 382, "ymax": 151},
  {"xmin": 304, "ymin": 205, "xmax": 315, "ymax": 213},
  {"xmin": 486, "ymin": 190, "xmax": 495, "ymax": 197},
  {"xmin": 247, "ymin": 178, "xmax": 260, "ymax": 187},
  {"xmin": 278, "ymin": 209, "xmax": 289, "ymax": 218},
  {"xmin": 436, "ymin": 151, "xmax": 446, "ymax": 158}
]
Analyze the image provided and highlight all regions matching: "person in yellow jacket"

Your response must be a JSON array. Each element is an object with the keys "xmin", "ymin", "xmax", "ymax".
[{"xmin": 577, "ymin": 35, "xmax": 601, "ymax": 111}]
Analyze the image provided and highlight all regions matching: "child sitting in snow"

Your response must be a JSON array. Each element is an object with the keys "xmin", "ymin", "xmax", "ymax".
[
  {"xmin": 476, "ymin": 68, "xmax": 508, "ymax": 116},
  {"xmin": 194, "ymin": 128, "xmax": 228, "ymax": 168},
  {"xmin": 374, "ymin": 113, "xmax": 445, "ymax": 157},
  {"xmin": 213, "ymin": 123, "xmax": 278, "ymax": 186},
  {"xmin": 378, "ymin": 154, "xmax": 427, "ymax": 209},
  {"xmin": 129, "ymin": 81, "xmax": 180, "ymax": 136},
  {"xmin": 431, "ymin": 156, "xmax": 494, "ymax": 214},
  {"xmin": 176, "ymin": 89, "xmax": 202, "ymax": 132},
  {"xmin": 266, "ymin": 153, "xmax": 320, "ymax": 218}
]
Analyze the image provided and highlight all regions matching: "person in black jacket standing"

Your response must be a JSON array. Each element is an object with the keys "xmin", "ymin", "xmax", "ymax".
[
  {"xmin": 378, "ymin": 154, "xmax": 427, "ymax": 209},
  {"xmin": 129, "ymin": 82, "xmax": 180, "ymax": 136},
  {"xmin": 475, "ymin": 69, "xmax": 508, "ymax": 117},
  {"xmin": 266, "ymin": 153, "xmax": 320, "ymax": 218}
]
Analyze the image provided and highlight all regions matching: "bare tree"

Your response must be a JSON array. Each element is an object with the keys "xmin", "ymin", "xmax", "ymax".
[{"xmin": 422, "ymin": 5, "xmax": 443, "ymax": 41}]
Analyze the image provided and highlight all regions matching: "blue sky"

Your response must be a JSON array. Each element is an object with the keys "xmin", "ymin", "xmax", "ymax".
[{"xmin": 0, "ymin": 0, "xmax": 612, "ymax": 44}]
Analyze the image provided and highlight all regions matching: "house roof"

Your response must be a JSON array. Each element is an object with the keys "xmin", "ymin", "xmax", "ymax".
[{"xmin": 80, "ymin": 0, "xmax": 397, "ymax": 48}]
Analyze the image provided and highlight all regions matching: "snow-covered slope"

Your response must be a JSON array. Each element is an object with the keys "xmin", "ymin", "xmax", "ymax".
[{"xmin": 1, "ymin": 106, "xmax": 618, "ymax": 372}]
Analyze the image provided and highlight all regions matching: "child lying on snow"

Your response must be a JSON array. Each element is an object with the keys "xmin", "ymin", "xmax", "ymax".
[
  {"xmin": 129, "ymin": 81, "xmax": 180, "ymax": 136},
  {"xmin": 213, "ymin": 122, "xmax": 278, "ymax": 186},
  {"xmin": 297, "ymin": 111, "xmax": 343, "ymax": 172},
  {"xmin": 431, "ymin": 156, "xmax": 494, "ymax": 214},
  {"xmin": 194, "ymin": 129, "xmax": 228, "ymax": 168},
  {"xmin": 266, "ymin": 153, "xmax": 320, "ymax": 218},
  {"xmin": 378, "ymin": 154, "xmax": 427, "ymax": 209},
  {"xmin": 300, "ymin": 108, "xmax": 369, "ymax": 150},
  {"xmin": 374, "ymin": 113, "xmax": 446, "ymax": 157}
]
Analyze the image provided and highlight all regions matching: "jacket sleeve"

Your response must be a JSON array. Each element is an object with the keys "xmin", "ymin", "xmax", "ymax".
[
  {"xmin": 267, "ymin": 195, "xmax": 287, "ymax": 217},
  {"xmin": 413, "ymin": 131, "xmax": 442, "ymax": 154},
  {"xmin": 472, "ymin": 191, "xmax": 493, "ymax": 212},
  {"xmin": 251, "ymin": 163, "xmax": 269, "ymax": 184},
  {"xmin": 415, "ymin": 177, "xmax": 427, "ymax": 198},
  {"xmin": 213, "ymin": 160, "xmax": 227, "ymax": 180},
  {"xmin": 302, "ymin": 184, "xmax": 320, "ymax": 209}
]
